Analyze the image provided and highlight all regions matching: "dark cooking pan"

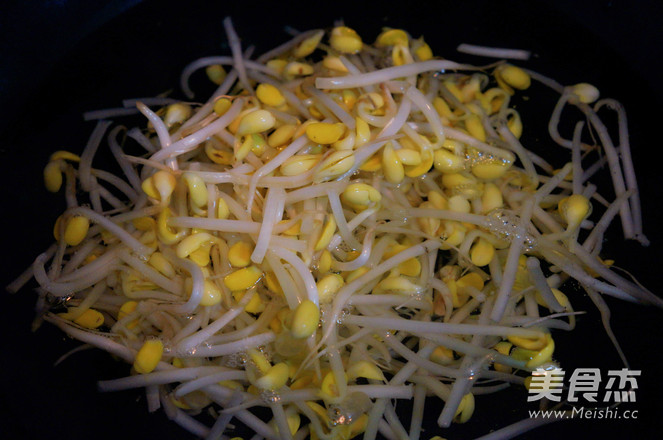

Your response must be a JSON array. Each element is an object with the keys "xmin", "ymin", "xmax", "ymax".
[{"xmin": 2, "ymin": 0, "xmax": 662, "ymax": 439}]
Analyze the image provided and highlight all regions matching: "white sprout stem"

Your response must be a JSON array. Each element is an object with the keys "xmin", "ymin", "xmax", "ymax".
[
  {"xmin": 595, "ymin": 98, "xmax": 646, "ymax": 243},
  {"xmin": 183, "ymin": 332, "xmax": 275, "ymax": 357},
  {"xmin": 68, "ymin": 206, "xmax": 153, "ymax": 257},
  {"xmin": 176, "ymin": 290, "xmax": 255, "ymax": 354},
  {"xmin": 325, "ymin": 240, "xmax": 442, "ymax": 343},
  {"xmin": 247, "ymin": 135, "xmax": 309, "ymax": 212},
  {"xmin": 151, "ymin": 98, "xmax": 244, "ymax": 162},
  {"xmin": 137, "ymin": 102, "xmax": 177, "ymax": 171},
  {"xmin": 526, "ymin": 256, "xmax": 565, "ymax": 312},
  {"xmin": 107, "ymin": 126, "xmax": 144, "ymax": 194},
  {"xmin": 456, "ymin": 43, "xmax": 531, "ymax": 60},
  {"xmin": 490, "ymin": 197, "xmax": 535, "ymax": 321},
  {"xmin": 256, "ymin": 29, "xmax": 321, "ymax": 63},
  {"xmin": 79, "ymin": 120, "xmax": 112, "ymax": 192},
  {"xmin": 315, "ymin": 60, "xmax": 470, "ymax": 89},
  {"xmin": 223, "ymin": 17, "xmax": 253, "ymax": 94},
  {"xmin": 33, "ymin": 251, "xmax": 117, "ymax": 296},
  {"xmin": 269, "ymin": 247, "xmax": 318, "ymax": 305},
  {"xmin": 92, "ymin": 168, "xmax": 139, "ymax": 203},
  {"xmin": 83, "ymin": 107, "xmax": 139, "ymax": 121},
  {"xmin": 44, "ymin": 314, "xmax": 134, "ymax": 363},
  {"xmin": 6, "ymin": 243, "xmax": 57, "ymax": 293},
  {"xmin": 98, "ymin": 366, "xmax": 227, "ymax": 391},
  {"xmin": 326, "ymin": 189, "xmax": 362, "ymax": 250},
  {"xmin": 331, "ymin": 227, "xmax": 375, "ymax": 272},
  {"xmin": 265, "ymin": 253, "xmax": 305, "ymax": 309},
  {"xmin": 161, "ymin": 252, "xmax": 204, "ymax": 314},
  {"xmin": 170, "ymin": 216, "xmax": 260, "ymax": 234},
  {"xmin": 304, "ymin": 83, "xmax": 355, "ymax": 129},
  {"xmin": 119, "ymin": 249, "xmax": 182, "ymax": 294},
  {"xmin": 180, "ymin": 56, "xmax": 274, "ymax": 99},
  {"xmin": 571, "ymin": 121, "xmax": 585, "ymax": 195},
  {"xmin": 344, "ymin": 314, "xmax": 542, "ymax": 338},
  {"xmin": 497, "ymin": 125, "xmax": 538, "ymax": 186},
  {"xmin": 444, "ymin": 126, "xmax": 515, "ymax": 162},
  {"xmin": 579, "ymin": 100, "xmax": 634, "ymax": 239},
  {"xmin": 174, "ymin": 370, "xmax": 247, "ymax": 397},
  {"xmin": 405, "ymin": 86, "xmax": 445, "ymax": 143},
  {"xmin": 127, "ymin": 127, "xmax": 157, "ymax": 153},
  {"xmin": 251, "ymin": 187, "xmax": 285, "ymax": 264},
  {"xmin": 583, "ymin": 189, "xmax": 633, "ymax": 254},
  {"xmin": 269, "ymin": 402, "xmax": 294, "ymax": 440}
]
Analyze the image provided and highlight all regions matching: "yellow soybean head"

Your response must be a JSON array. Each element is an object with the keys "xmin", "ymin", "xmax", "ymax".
[
  {"xmin": 470, "ymin": 238, "xmax": 495, "ymax": 267},
  {"xmin": 256, "ymin": 83, "xmax": 286, "ymax": 108},
  {"xmin": 216, "ymin": 197, "xmax": 230, "ymax": 219},
  {"xmin": 293, "ymin": 30, "xmax": 325, "ymax": 58},
  {"xmin": 266, "ymin": 59, "xmax": 287, "ymax": 75},
  {"xmin": 558, "ymin": 194, "xmax": 591, "ymax": 229},
  {"xmin": 317, "ymin": 273, "xmax": 345, "ymax": 303},
  {"xmin": 317, "ymin": 249, "xmax": 332, "ymax": 274},
  {"xmin": 355, "ymin": 117, "xmax": 371, "ymax": 147},
  {"xmin": 200, "ymin": 280, "xmax": 222, "ymax": 306},
  {"xmin": 465, "ymin": 115, "xmax": 486, "ymax": 142},
  {"xmin": 345, "ymin": 266, "xmax": 369, "ymax": 283},
  {"xmin": 472, "ymin": 160, "xmax": 511, "ymax": 180},
  {"xmin": 133, "ymin": 339, "xmax": 163, "ymax": 374},
  {"xmin": 315, "ymin": 150, "xmax": 355, "ymax": 180},
  {"xmin": 264, "ymin": 271, "xmax": 284, "ymax": 296},
  {"xmin": 447, "ymin": 195, "xmax": 471, "ymax": 213},
  {"xmin": 254, "ymin": 362, "xmax": 290, "ymax": 390},
  {"xmin": 315, "ymin": 215, "xmax": 337, "ymax": 251},
  {"xmin": 375, "ymin": 28, "xmax": 409, "ymax": 47},
  {"xmin": 342, "ymin": 183, "xmax": 381, "ymax": 206},
  {"xmin": 182, "ymin": 172, "xmax": 208, "ymax": 208},
  {"xmin": 280, "ymin": 154, "xmax": 321, "ymax": 176},
  {"xmin": 434, "ymin": 149, "xmax": 466, "ymax": 173},
  {"xmin": 44, "ymin": 160, "xmax": 64, "ymax": 192},
  {"xmin": 64, "ymin": 216, "xmax": 90, "ymax": 246},
  {"xmin": 306, "ymin": 122, "xmax": 346, "ymax": 144},
  {"xmin": 496, "ymin": 64, "xmax": 531, "ymax": 93},
  {"xmin": 322, "ymin": 55, "xmax": 349, "ymax": 72},
  {"xmin": 233, "ymin": 290, "xmax": 264, "ymax": 314},
  {"xmin": 454, "ymin": 393, "xmax": 475, "ymax": 423},
  {"xmin": 320, "ymin": 370, "xmax": 347, "ymax": 399},
  {"xmin": 148, "ymin": 252, "xmax": 176, "ymax": 278},
  {"xmin": 347, "ymin": 360, "xmax": 385, "ymax": 381},
  {"xmin": 382, "ymin": 143, "xmax": 405, "ymax": 184},
  {"xmin": 58, "ymin": 307, "xmax": 104, "ymax": 329},
  {"xmin": 268, "ymin": 124, "xmax": 297, "ymax": 148},
  {"xmin": 396, "ymin": 148, "xmax": 422, "ymax": 166},
  {"xmin": 570, "ymin": 82, "xmax": 600, "ymax": 104},
  {"xmin": 413, "ymin": 38, "xmax": 433, "ymax": 61},
  {"xmin": 228, "ymin": 241, "xmax": 253, "ymax": 268},
  {"xmin": 481, "ymin": 182, "xmax": 504, "ymax": 213},
  {"xmin": 507, "ymin": 110, "xmax": 523, "ymax": 139},
  {"xmin": 373, "ymin": 276, "xmax": 423, "ymax": 295},
  {"xmin": 205, "ymin": 142, "xmax": 233, "ymax": 165},
  {"xmin": 164, "ymin": 103, "xmax": 192, "ymax": 127},
  {"xmin": 511, "ymin": 334, "xmax": 555, "ymax": 368},
  {"xmin": 290, "ymin": 300, "xmax": 320, "ymax": 339},
  {"xmin": 329, "ymin": 26, "xmax": 363, "ymax": 54},
  {"xmin": 142, "ymin": 170, "xmax": 177, "ymax": 204},
  {"xmin": 176, "ymin": 232, "xmax": 215, "ymax": 259},
  {"xmin": 50, "ymin": 150, "xmax": 81, "ymax": 162},
  {"xmin": 205, "ymin": 64, "xmax": 227, "ymax": 85},
  {"xmin": 223, "ymin": 266, "xmax": 263, "ymax": 291},
  {"xmin": 236, "ymin": 110, "xmax": 276, "ymax": 136},
  {"xmin": 213, "ymin": 97, "xmax": 233, "ymax": 116},
  {"xmin": 284, "ymin": 61, "xmax": 314, "ymax": 79},
  {"xmin": 430, "ymin": 346, "xmax": 455, "ymax": 365}
]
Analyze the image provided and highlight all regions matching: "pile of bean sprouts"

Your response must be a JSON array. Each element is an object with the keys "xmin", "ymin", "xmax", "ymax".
[{"xmin": 8, "ymin": 18, "xmax": 662, "ymax": 440}]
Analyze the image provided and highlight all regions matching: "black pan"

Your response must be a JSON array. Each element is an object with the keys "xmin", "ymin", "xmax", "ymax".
[{"xmin": 2, "ymin": 0, "xmax": 662, "ymax": 439}]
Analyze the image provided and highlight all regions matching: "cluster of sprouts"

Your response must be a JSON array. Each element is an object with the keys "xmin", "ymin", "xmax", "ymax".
[{"xmin": 8, "ymin": 18, "xmax": 661, "ymax": 440}]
